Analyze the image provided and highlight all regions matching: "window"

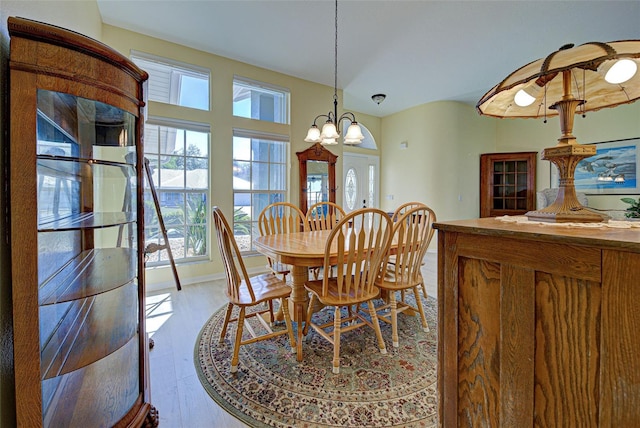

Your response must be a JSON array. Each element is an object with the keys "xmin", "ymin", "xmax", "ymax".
[
  {"xmin": 131, "ymin": 51, "xmax": 210, "ymax": 110},
  {"xmin": 144, "ymin": 119, "xmax": 210, "ymax": 265},
  {"xmin": 232, "ymin": 131, "xmax": 289, "ymax": 252},
  {"xmin": 233, "ymin": 77, "xmax": 289, "ymax": 124}
]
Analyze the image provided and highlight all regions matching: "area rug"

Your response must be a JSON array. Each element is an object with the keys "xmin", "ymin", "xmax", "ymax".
[{"xmin": 194, "ymin": 295, "xmax": 438, "ymax": 427}]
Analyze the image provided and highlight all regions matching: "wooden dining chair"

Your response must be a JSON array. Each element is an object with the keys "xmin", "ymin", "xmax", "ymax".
[
  {"xmin": 303, "ymin": 208, "xmax": 393, "ymax": 374},
  {"xmin": 391, "ymin": 201, "xmax": 426, "ymax": 222},
  {"xmin": 306, "ymin": 201, "xmax": 346, "ymax": 231},
  {"xmin": 212, "ymin": 207, "xmax": 296, "ymax": 373},
  {"xmin": 389, "ymin": 201, "xmax": 429, "ymax": 297},
  {"xmin": 258, "ymin": 202, "xmax": 307, "ymax": 281},
  {"xmin": 305, "ymin": 201, "xmax": 346, "ymax": 279},
  {"xmin": 374, "ymin": 205, "xmax": 436, "ymax": 348}
]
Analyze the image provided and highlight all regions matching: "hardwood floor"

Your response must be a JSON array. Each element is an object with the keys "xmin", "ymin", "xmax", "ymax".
[{"xmin": 145, "ymin": 251, "xmax": 437, "ymax": 427}]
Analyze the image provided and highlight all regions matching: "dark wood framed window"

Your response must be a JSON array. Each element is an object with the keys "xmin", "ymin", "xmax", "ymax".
[{"xmin": 480, "ymin": 152, "xmax": 537, "ymax": 217}]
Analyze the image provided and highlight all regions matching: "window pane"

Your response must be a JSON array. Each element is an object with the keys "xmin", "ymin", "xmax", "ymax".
[
  {"xmin": 252, "ymin": 193, "xmax": 271, "ymax": 221},
  {"xmin": 270, "ymin": 141, "xmax": 287, "ymax": 163},
  {"xmin": 186, "ymin": 193, "xmax": 207, "ymax": 257},
  {"xmin": 233, "ymin": 137, "xmax": 251, "ymax": 161},
  {"xmin": 270, "ymin": 164, "xmax": 286, "ymax": 190},
  {"xmin": 233, "ymin": 161, "xmax": 251, "ymax": 189},
  {"xmin": 131, "ymin": 53, "xmax": 210, "ymax": 111},
  {"xmin": 252, "ymin": 139, "xmax": 270, "ymax": 162},
  {"xmin": 232, "ymin": 78, "xmax": 289, "ymax": 124},
  {"xmin": 252, "ymin": 162, "xmax": 269, "ymax": 190},
  {"xmin": 187, "ymin": 130, "xmax": 209, "ymax": 158}
]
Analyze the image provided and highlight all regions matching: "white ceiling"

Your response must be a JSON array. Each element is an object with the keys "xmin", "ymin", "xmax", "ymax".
[{"xmin": 96, "ymin": 0, "xmax": 640, "ymax": 117}]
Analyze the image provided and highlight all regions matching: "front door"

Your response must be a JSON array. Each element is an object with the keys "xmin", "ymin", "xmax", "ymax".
[{"xmin": 342, "ymin": 153, "xmax": 379, "ymax": 213}]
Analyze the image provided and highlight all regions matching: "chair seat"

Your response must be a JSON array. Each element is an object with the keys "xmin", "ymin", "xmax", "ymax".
[
  {"xmin": 305, "ymin": 278, "xmax": 380, "ymax": 306},
  {"xmin": 230, "ymin": 273, "xmax": 291, "ymax": 306},
  {"xmin": 376, "ymin": 272, "xmax": 423, "ymax": 291}
]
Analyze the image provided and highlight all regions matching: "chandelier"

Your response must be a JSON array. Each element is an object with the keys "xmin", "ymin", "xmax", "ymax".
[{"xmin": 304, "ymin": 0, "xmax": 365, "ymax": 146}]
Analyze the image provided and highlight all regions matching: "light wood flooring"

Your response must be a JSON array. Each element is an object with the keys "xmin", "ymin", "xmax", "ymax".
[{"xmin": 145, "ymin": 251, "xmax": 438, "ymax": 427}]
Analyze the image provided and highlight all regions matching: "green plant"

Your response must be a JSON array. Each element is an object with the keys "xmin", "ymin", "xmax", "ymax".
[
  {"xmin": 233, "ymin": 208, "xmax": 251, "ymax": 235},
  {"xmin": 187, "ymin": 197, "xmax": 207, "ymax": 256},
  {"xmin": 621, "ymin": 197, "xmax": 640, "ymax": 218}
]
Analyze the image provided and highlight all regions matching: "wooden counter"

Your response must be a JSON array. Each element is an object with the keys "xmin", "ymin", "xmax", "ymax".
[{"xmin": 434, "ymin": 217, "xmax": 640, "ymax": 427}]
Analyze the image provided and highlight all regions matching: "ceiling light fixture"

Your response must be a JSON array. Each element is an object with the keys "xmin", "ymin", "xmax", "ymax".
[
  {"xmin": 477, "ymin": 40, "xmax": 640, "ymax": 223},
  {"xmin": 304, "ymin": 0, "xmax": 364, "ymax": 146},
  {"xmin": 372, "ymin": 93, "xmax": 386, "ymax": 105}
]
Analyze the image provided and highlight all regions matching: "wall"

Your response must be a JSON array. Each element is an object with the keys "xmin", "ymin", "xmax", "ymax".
[
  {"xmin": 495, "ymin": 101, "xmax": 640, "ymax": 210},
  {"xmin": 0, "ymin": 2, "xmax": 103, "ymax": 426},
  {"xmin": 380, "ymin": 101, "xmax": 495, "ymax": 221}
]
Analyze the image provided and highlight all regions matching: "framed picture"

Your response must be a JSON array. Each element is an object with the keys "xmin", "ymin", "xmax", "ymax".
[{"xmin": 550, "ymin": 137, "xmax": 640, "ymax": 194}]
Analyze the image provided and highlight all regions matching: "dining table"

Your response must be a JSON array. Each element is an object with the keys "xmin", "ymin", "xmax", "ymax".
[{"xmin": 254, "ymin": 228, "xmax": 399, "ymax": 362}]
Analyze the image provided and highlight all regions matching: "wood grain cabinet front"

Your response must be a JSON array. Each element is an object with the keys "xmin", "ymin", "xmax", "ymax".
[{"xmin": 435, "ymin": 218, "xmax": 640, "ymax": 427}]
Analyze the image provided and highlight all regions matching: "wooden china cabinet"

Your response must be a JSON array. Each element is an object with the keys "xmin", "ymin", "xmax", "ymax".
[
  {"xmin": 480, "ymin": 151, "xmax": 537, "ymax": 217},
  {"xmin": 9, "ymin": 17, "xmax": 156, "ymax": 426}
]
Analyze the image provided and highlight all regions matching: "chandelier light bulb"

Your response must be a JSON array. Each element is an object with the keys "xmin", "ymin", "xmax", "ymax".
[
  {"xmin": 320, "ymin": 121, "xmax": 339, "ymax": 140},
  {"xmin": 321, "ymin": 137, "xmax": 338, "ymax": 145},
  {"xmin": 604, "ymin": 59, "xmax": 638, "ymax": 84},
  {"xmin": 304, "ymin": 125, "xmax": 321, "ymax": 143},
  {"xmin": 344, "ymin": 122, "xmax": 365, "ymax": 144}
]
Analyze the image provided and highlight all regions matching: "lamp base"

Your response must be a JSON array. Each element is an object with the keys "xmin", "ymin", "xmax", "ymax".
[
  {"xmin": 526, "ymin": 207, "xmax": 607, "ymax": 223},
  {"xmin": 525, "ymin": 143, "xmax": 607, "ymax": 223}
]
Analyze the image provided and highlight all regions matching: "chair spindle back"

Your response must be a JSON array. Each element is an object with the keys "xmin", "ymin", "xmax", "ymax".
[
  {"xmin": 386, "ymin": 206, "xmax": 436, "ymax": 285},
  {"xmin": 306, "ymin": 201, "xmax": 346, "ymax": 231},
  {"xmin": 321, "ymin": 208, "xmax": 393, "ymax": 302}
]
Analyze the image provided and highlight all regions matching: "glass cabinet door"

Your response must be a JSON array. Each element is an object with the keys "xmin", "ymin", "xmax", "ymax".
[
  {"xmin": 480, "ymin": 152, "xmax": 537, "ymax": 218},
  {"xmin": 36, "ymin": 90, "xmax": 141, "ymax": 427}
]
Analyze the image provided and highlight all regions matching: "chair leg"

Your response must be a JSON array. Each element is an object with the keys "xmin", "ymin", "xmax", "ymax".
[
  {"xmin": 389, "ymin": 292, "xmax": 399, "ymax": 348},
  {"xmin": 280, "ymin": 297, "xmax": 297, "ymax": 353},
  {"xmin": 413, "ymin": 286, "xmax": 429, "ymax": 332},
  {"xmin": 268, "ymin": 299, "xmax": 275, "ymax": 326},
  {"xmin": 367, "ymin": 300, "xmax": 388, "ymax": 354},
  {"xmin": 420, "ymin": 281, "xmax": 428, "ymax": 299},
  {"xmin": 230, "ymin": 307, "xmax": 246, "ymax": 374},
  {"xmin": 218, "ymin": 303, "xmax": 234, "ymax": 343},
  {"xmin": 303, "ymin": 294, "xmax": 317, "ymax": 336},
  {"xmin": 332, "ymin": 306, "xmax": 341, "ymax": 374}
]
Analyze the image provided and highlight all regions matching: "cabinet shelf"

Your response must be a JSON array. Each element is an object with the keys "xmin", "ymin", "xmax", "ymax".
[
  {"xmin": 39, "ymin": 247, "xmax": 136, "ymax": 305},
  {"xmin": 38, "ymin": 212, "xmax": 135, "ymax": 232},
  {"xmin": 40, "ymin": 281, "xmax": 138, "ymax": 380}
]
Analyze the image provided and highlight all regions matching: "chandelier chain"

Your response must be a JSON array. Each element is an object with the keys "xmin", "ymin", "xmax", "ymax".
[{"xmin": 333, "ymin": 0, "xmax": 338, "ymax": 103}]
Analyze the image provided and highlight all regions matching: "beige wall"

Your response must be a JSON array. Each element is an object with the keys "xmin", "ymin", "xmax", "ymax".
[
  {"xmin": 1, "ymin": 1, "xmax": 102, "ymax": 40},
  {"xmin": 380, "ymin": 101, "xmax": 496, "ymax": 221}
]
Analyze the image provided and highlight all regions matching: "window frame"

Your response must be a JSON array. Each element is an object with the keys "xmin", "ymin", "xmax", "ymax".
[
  {"xmin": 143, "ymin": 117, "xmax": 211, "ymax": 266},
  {"xmin": 233, "ymin": 75, "xmax": 290, "ymax": 124}
]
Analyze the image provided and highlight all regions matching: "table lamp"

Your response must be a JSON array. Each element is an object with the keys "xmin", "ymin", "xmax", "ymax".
[{"xmin": 477, "ymin": 41, "xmax": 640, "ymax": 222}]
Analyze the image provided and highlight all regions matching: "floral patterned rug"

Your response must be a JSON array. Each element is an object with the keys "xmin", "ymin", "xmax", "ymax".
[{"xmin": 194, "ymin": 295, "xmax": 438, "ymax": 427}]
